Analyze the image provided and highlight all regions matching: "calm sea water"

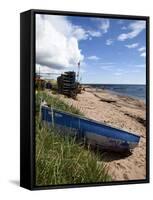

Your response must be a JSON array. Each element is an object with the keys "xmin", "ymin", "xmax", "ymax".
[{"xmin": 85, "ymin": 84, "xmax": 146, "ymax": 101}]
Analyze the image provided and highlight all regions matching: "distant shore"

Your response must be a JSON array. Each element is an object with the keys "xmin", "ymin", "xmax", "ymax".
[
  {"xmin": 82, "ymin": 84, "xmax": 146, "ymax": 102},
  {"xmin": 48, "ymin": 86, "xmax": 146, "ymax": 181}
]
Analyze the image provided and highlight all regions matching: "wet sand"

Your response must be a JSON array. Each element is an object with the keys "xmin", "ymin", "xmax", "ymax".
[{"xmin": 48, "ymin": 87, "xmax": 146, "ymax": 181}]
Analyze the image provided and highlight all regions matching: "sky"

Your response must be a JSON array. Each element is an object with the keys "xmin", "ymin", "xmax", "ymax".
[{"xmin": 36, "ymin": 14, "xmax": 146, "ymax": 84}]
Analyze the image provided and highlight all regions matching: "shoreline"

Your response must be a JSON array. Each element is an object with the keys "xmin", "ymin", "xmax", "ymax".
[
  {"xmin": 82, "ymin": 84, "xmax": 146, "ymax": 103},
  {"xmin": 47, "ymin": 87, "xmax": 146, "ymax": 181}
]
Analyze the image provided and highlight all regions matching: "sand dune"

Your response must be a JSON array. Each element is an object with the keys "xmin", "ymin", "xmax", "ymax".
[{"xmin": 49, "ymin": 87, "xmax": 146, "ymax": 181}]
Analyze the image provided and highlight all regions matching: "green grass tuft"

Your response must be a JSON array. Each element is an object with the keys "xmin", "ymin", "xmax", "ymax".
[
  {"xmin": 36, "ymin": 118, "xmax": 111, "ymax": 186},
  {"xmin": 36, "ymin": 91, "xmax": 83, "ymax": 115},
  {"xmin": 35, "ymin": 91, "xmax": 111, "ymax": 186}
]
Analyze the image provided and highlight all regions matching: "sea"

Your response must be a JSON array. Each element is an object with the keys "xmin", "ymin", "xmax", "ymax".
[{"xmin": 84, "ymin": 84, "xmax": 146, "ymax": 101}]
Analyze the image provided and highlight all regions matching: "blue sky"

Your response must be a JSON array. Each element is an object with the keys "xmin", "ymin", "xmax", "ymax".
[
  {"xmin": 36, "ymin": 14, "xmax": 146, "ymax": 84},
  {"xmin": 68, "ymin": 17, "xmax": 146, "ymax": 84}
]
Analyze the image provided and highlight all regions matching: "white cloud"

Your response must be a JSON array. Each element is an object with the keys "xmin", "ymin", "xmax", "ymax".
[
  {"xmin": 99, "ymin": 19, "xmax": 110, "ymax": 33},
  {"xmin": 117, "ymin": 21, "xmax": 146, "ymax": 41},
  {"xmin": 138, "ymin": 46, "xmax": 146, "ymax": 52},
  {"xmin": 125, "ymin": 43, "xmax": 139, "ymax": 48},
  {"xmin": 87, "ymin": 30, "xmax": 101, "ymax": 37},
  {"xmin": 106, "ymin": 39, "xmax": 113, "ymax": 45},
  {"xmin": 71, "ymin": 26, "xmax": 102, "ymax": 40},
  {"xmin": 36, "ymin": 15, "xmax": 104, "ymax": 71},
  {"xmin": 88, "ymin": 56, "xmax": 100, "ymax": 60},
  {"xmin": 36, "ymin": 65, "xmax": 51, "ymax": 74},
  {"xmin": 72, "ymin": 27, "xmax": 101, "ymax": 40},
  {"xmin": 91, "ymin": 18, "xmax": 110, "ymax": 33},
  {"xmin": 72, "ymin": 26, "xmax": 88, "ymax": 40},
  {"xmin": 36, "ymin": 64, "xmax": 64, "ymax": 79},
  {"xmin": 140, "ymin": 52, "xmax": 146, "ymax": 57},
  {"xmin": 138, "ymin": 46, "xmax": 146, "ymax": 58},
  {"xmin": 36, "ymin": 64, "xmax": 63, "ymax": 74},
  {"xmin": 36, "ymin": 14, "xmax": 85, "ymax": 70}
]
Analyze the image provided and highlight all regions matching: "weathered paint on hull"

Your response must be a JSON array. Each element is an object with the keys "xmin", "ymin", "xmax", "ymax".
[{"xmin": 41, "ymin": 106, "xmax": 140, "ymax": 152}]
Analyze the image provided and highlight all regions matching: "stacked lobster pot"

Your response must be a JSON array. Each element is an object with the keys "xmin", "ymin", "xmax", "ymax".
[{"xmin": 57, "ymin": 71, "xmax": 78, "ymax": 98}]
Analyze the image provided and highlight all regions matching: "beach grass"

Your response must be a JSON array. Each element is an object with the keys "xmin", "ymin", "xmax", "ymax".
[
  {"xmin": 36, "ymin": 90, "xmax": 83, "ymax": 115},
  {"xmin": 35, "ymin": 90, "xmax": 111, "ymax": 186}
]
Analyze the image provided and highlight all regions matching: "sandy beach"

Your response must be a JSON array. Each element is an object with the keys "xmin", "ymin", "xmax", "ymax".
[{"xmin": 48, "ymin": 86, "xmax": 146, "ymax": 181}]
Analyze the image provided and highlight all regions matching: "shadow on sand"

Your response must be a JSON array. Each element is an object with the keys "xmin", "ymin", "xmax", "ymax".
[
  {"xmin": 86, "ymin": 144, "xmax": 133, "ymax": 162},
  {"xmin": 99, "ymin": 151, "xmax": 132, "ymax": 162}
]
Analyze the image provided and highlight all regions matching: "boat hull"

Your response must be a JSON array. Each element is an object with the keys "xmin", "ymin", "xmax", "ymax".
[{"xmin": 41, "ymin": 106, "xmax": 140, "ymax": 152}]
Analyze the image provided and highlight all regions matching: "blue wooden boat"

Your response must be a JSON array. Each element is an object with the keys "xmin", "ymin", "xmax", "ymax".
[{"xmin": 41, "ymin": 105, "xmax": 140, "ymax": 152}]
